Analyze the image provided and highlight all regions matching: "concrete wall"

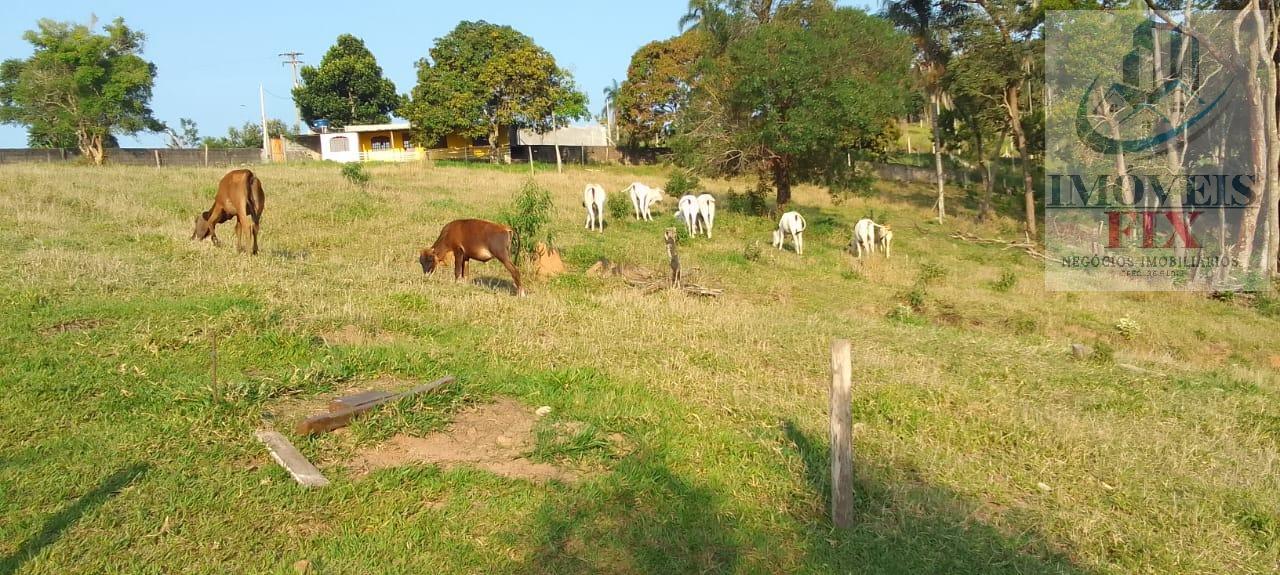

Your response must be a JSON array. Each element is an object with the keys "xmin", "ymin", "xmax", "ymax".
[{"xmin": 0, "ymin": 147, "xmax": 263, "ymax": 166}]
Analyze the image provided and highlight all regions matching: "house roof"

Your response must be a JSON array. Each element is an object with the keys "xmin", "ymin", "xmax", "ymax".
[
  {"xmin": 514, "ymin": 125, "xmax": 609, "ymax": 147},
  {"xmin": 339, "ymin": 123, "xmax": 412, "ymax": 133}
]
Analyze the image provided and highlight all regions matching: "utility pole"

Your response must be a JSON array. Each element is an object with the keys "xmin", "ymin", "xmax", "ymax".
[
  {"xmin": 279, "ymin": 52, "xmax": 304, "ymax": 88},
  {"xmin": 259, "ymin": 84, "xmax": 271, "ymax": 162},
  {"xmin": 279, "ymin": 52, "xmax": 305, "ymax": 131}
]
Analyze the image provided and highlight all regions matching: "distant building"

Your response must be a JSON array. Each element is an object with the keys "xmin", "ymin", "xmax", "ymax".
[
  {"xmin": 316, "ymin": 122, "xmax": 514, "ymax": 163},
  {"xmin": 314, "ymin": 122, "xmax": 611, "ymax": 164}
]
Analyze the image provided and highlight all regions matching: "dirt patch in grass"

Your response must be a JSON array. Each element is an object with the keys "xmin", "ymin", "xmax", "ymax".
[
  {"xmin": 39, "ymin": 318, "xmax": 107, "ymax": 336},
  {"xmin": 347, "ymin": 397, "xmax": 579, "ymax": 483},
  {"xmin": 319, "ymin": 324, "xmax": 400, "ymax": 346}
]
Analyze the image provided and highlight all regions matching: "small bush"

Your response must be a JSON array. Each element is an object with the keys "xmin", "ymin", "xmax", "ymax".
[
  {"xmin": 503, "ymin": 179, "xmax": 555, "ymax": 263},
  {"xmin": 341, "ymin": 162, "xmax": 370, "ymax": 187},
  {"xmin": 1114, "ymin": 316, "xmax": 1141, "ymax": 341},
  {"xmin": 725, "ymin": 181, "xmax": 769, "ymax": 216},
  {"xmin": 918, "ymin": 262, "xmax": 948, "ymax": 285},
  {"xmin": 1091, "ymin": 340, "xmax": 1116, "ymax": 364},
  {"xmin": 991, "ymin": 269, "xmax": 1018, "ymax": 293},
  {"xmin": 888, "ymin": 304, "xmax": 926, "ymax": 326},
  {"xmin": 665, "ymin": 170, "xmax": 701, "ymax": 198},
  {"xmin": 1253, "ymin": 292, "xmax": 1280, "ymax": 318},
  {"xmin": 743, "ymin": 240, "xmax": 762, "ymax": 262},
  {"xmin": 607, "ymin": 189, "xmax": 632, "ymax": 220},
  {"xmin": 904, "ymin": 286, "xmax": 927, "ymax": 311}
]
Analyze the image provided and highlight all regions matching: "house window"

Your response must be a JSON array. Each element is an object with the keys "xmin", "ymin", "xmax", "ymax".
[
  {"xmin": 370, "ymin": 136, "xmax": 392, "ymax": 150},
  {"xmin": 430, "ymin": 136, "xmax": 447, "ymax": 149},
  {"xmin": 403, "ymin": 137, "xmax": 416, "ymax": 150},
  {"xmin": 472, "ymin": 135, "xmax": 490, "ymax": 146},
  {"xmin": 329, "ymin": 136, "xmax": 350, "ymax": 153}
]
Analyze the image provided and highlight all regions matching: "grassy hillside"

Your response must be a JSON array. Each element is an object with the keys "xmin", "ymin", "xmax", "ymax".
[{"xmin": 1, "ymin": 161, "xmax": 1277, "ymax": 574}]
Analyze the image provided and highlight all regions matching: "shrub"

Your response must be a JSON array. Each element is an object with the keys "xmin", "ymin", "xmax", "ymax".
[
  {"xmin": 607, "ymin": 189, "xmax": 632, "ymax": 220},
  {"xmin": 743, "ymin": 240, "xmax": 762, "ymax": 262},
  {"xmin": 341, "ymin": 162, "xmax": 370, "ymax": 187},
  {"xmin": 726, "ymin": 181, "xmax": 769, "ymax": 216},
  {"xmin": 991, "ymin": 269, "xmax": 1018, "ymax": 293},
  {"xmin": 904, "ymin": 286, "xmax": 927, "ymax": 311},
  {"xmin": 665, "ymin": 170, "xmax": 701, "ymax": 198},
  {"xmin": 1114, "ymin": 316, "xmax": 1141, "ymax": 341},
  {"xmin": 503, "ymin": 179, "xmax": 555, "ymax": 263},
  {"xmin": 917, "ymin": 262, "xmax": 948, "ymax": 286}
]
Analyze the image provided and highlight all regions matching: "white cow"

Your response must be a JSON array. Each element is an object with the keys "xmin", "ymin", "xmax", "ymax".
[
  {"xmin": 696, "ymin": 193, "xmax": 716, "ymax": 239},
  {"xmin": 582, "ymin": 184, "xmax": 606, "ymax": 232},
  {"xmin": 876, "ymin": 224, "xmax": 894, "ymax": 258},
  {"xmin": 623, "ymin": 182, "xmax": 664, "ymax": 221},
  {"xmin": 772, "ymin": 211, "xmax": 807, "ymax": 255},
  {"xmin": 852, "ymin": 218, "xmax": 877, "ymax": 258},
  {"xmin": 676, "ymin": 195, "xmax": 701, "ymax": 236}
]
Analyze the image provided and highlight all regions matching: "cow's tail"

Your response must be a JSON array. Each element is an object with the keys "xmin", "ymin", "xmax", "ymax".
[{"xmin": 796, "ymin": 213, "xmax": 807, "ymax": 232}]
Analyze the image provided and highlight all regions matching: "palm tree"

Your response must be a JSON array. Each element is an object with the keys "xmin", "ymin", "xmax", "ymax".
[
  {"xmin": 601, "ymin": 79, "xmax": 620, "ymax": 144},
  {"xmin": 883, "ymin": 0, "xmax": 952, "ymax": 222}
]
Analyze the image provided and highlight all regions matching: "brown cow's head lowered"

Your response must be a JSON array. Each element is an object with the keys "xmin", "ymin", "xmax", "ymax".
[
  {"xmin": 419, "ymin": 248, "xmax": 439, "ymax": 274},
  {"xmin": 191, "ymin": 211, "xmax": 213, "ymax": 240}
]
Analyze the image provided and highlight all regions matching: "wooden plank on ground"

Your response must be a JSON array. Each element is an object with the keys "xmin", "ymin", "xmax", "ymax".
[
  {"xmin": 255, "ymin": 430, "xmax": 330, "ymax": 488},
  {"xmin": 296, "ymin": 375, "xmax": 456, "ymax": 436},
  {"xmin": 328, "ymin": 390, "xmax": 395, "ymax": 413}
]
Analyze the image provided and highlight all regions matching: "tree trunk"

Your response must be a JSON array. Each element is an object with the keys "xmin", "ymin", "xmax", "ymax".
[
  {"xmin": 78, "ymin": 129, "xmax": 105, "ymax": 165},
  {"xmin": 1006, "ymin": 83, "xmax": 1036, "ymax": 237},
  {"xmin": 931, "ymin": 92, "xmax": 946, "ymax": 222},
  {"xmin": 489, "ymin": 124, "xmax": 501, "ymax": 164},
  {"xmin": 974, "ymin": 120, "xmax": 992, "ymax": 222},
  {"xmin": 1236, "ymin": 42, "xmax": 1268, "ymax": 272},
  {"xmin": 773, "ymin": 160, "xmax": 792, "ymax": 206}
]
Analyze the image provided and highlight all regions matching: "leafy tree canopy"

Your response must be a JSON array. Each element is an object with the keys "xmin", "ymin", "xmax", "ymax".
[
  {"xmin": 616, "ymin": 32, "xmax": 704, "ymax": 145},
  {"xmin": 202, "ymin": 120, "xmax": 294, "ymax": 149},
  {"xmin": 292, "ymin": 34, "xmax": 399, "ymax": 130},
  {"xmin": 0, "ymin": 17, "xmax": 162, "ymax": 164},
  {"xmin": 672, "ymin": 3, "xmax": 912, "ymax": 204},
  {"xmin": 400, "ymin": 20, "xmax": 588, "ymax": 160}
]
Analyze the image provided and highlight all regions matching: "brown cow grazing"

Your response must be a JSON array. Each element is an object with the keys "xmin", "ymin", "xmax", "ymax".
[
  {"xmin": 419, "ymin": 219, "xmax": 524, "ymax": 296},
  {"xmin": 191, "ymin": 169, "xmax": 265, "ymax": 254}
]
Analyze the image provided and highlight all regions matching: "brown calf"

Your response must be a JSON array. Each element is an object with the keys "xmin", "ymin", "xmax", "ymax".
[
  {"xmin": 419, "ymin": 219, "xmax": 524, "ymax": 296},
  {"xmin": 192, "ymin": 169, "xmax": 265, "ymax": 254}
]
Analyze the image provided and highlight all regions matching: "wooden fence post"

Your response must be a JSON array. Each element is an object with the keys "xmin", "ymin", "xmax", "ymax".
[
  {"xmin": 154, "ymin": 149, "xmax": 161, "ymax": 168},
  {"xmin": 204, "ymin": 144, "xmax": 209, "ymax": 168},
  {"xmin": 830, "ymin": 339, "xmax": 853, "ymax": 528}
]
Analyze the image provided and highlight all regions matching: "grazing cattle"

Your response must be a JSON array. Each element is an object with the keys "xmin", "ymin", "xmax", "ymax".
[
  {"xmin": 191, "ymin": 169, "xmax": 265, "ymax": 254},
  {"xmin": 676, "ymin": 195, "xmax": 701, "ymax": 236},
  {"xmin": 852, "ymin": 218, "xmax": 877, "ymax": 258},
  {"xmin": 696, "ymin": 193, "xmax": 716, "ymax": 239},
  {"xmin": 876, "ymin": 224, "xmax": 894, "ymax": 258},
  {"xmin": 582, "ymin": 184, "xmax": 606, "ymax": 232},
  {"xmin": 623, "ymin": 182, "xmax": 664, "ymax": 220},
  {"xmin": 772, "ymin": 211, "xmax": 807, "ymax": 255},
  {"xmin": 419, "ymin": 219, "xmax": 524, "ymax": 296}
]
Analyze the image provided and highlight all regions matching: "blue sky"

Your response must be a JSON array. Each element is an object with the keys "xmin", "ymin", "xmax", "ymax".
[{"xmin": 0, "ymin": 0, "xmax": 876, "ymax": 148}]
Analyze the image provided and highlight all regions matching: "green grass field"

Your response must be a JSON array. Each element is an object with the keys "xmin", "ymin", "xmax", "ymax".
[{"xmin": 1, "ymin": 161, "xmax": 1278, "ymax": 574}]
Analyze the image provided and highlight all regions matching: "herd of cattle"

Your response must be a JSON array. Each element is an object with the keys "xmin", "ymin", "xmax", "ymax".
[
  {"xmin": 190, "ymin": 169, "xmax": 895, "ymax": 297},
  {"xmin": 582, "ymin": 181, "xmax": 892, "ymax": 259}
]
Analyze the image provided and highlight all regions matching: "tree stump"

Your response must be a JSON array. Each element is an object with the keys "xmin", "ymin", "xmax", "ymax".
[{"xmin": 665, "ymin": 228, "xmax": 681, "ymax": 289}]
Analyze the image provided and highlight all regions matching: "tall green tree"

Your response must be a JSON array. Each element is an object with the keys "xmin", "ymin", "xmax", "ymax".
[
  {"xmin": 672, "ymin": 3, "xmax": 912, "ymax": 204},
  {"xmin": 616, "ymin": 32, "xmax": 703, "ymax": 145},
  {"xmin": 292, "ymin": 34, "xmax": 398, "ymax": 130},
  {"xmin": 0, "ymin": 17, "xmax": 162, "ymax": 165},
  {"xmin": 960, "ymin": 0, "xmax": 1043, "ymax": 236},
  {"xmin": 883, "ymin": 0, "xmax": 956, "ymax": 222},
  {"xmin": 400, "ymin": 21, "xmax": 588, "ymax": 162}
]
